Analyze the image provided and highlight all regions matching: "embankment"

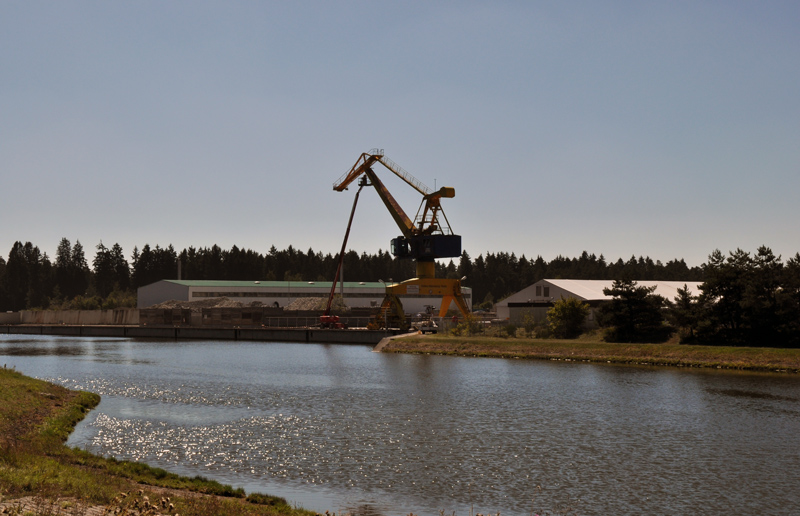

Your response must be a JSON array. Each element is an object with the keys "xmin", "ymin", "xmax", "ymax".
[
  {"xmin": 0, "ymin": 324, "xmax": 393, "ymax": 345},
  {"xmin": 381, "ymin": 334, "xmax": 800, "ymax": 373}
]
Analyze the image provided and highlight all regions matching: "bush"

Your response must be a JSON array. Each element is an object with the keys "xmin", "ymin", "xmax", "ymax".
[
  {"xmin": 547, "ymin": 297, "xmax": 590, "ymax": 339},
  {"xmin": 522, "ymin": 311, "xmax": 537, "ymax": 337},
  {"xmin": 246, "ymin": 493, "xmax": 289, "ymax": 506},
  {"xmin": 533, "ymin": 319, "xmax": 553, "ymax": 339},
  {"xmin": 450, "ymin": 313, "xmax": 483, "ymax": 336}
]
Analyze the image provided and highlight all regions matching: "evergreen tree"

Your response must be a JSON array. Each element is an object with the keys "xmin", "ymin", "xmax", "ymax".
[
  {"xmin": 55, "ymin": 238, "xmax": 73, "ymax": 297},
  {"xmin": 54, "ymin": 238, "xmax": 89, "ymax": 299},
  {"xmin": 2, "ymin": 242, "xmax": 30, "ymax": 311},
  {"xmin": 457, "ymin": 251, "xmax": 473, "ymax": 282},
  {"xmin": 70, "ymin": 240, "xmax": 90, "ymax": 297},
  {"xmin": 743, "ymin": 246, "xmax": 786, "ymax": 345},
  {"xmin": 93, "ymin": 242, "xmax": 116, "ymax": 298},
  {"xmin": 0, "ymin": 242, "xmax": 51, "ymax": 310},
  {"xmin": 0, "ymin": 256, "xmax": 6, "ymax": 310},
  {"xmin": 698, "ymin": 249, "xmax": 753, "ymax": 345},
  {"xmin": 110, "ymin": 243, "xmax": 130, "ymax": 291},
  {"xmin": 131, "ymin": 244, "xmax": 152, "ymax": 288},
  {"xmin": 599, "ymin": 279, "xmax": 671, "ymax": 342},
  {"xmin": 667, "ymin": 284, "xmax": 700, "ymax": 342},
  {"xmin": 782, "ymin": 254, "xmax": 800, "ymax": 347},
  {"xmin": 698, "ymin": 246, "xmax": 800, "ymax": 347}
]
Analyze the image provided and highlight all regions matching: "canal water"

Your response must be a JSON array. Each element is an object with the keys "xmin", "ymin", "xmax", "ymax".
[{"xmin": 1, "ymin": 334, "xmax": 799, "ymax": 515}]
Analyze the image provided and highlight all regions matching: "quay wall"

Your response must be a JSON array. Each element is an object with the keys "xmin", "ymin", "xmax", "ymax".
[
  {"xmin": 0, "ymin": 324, "xmax": 393, "ymax": 345},
  {"xmin": 18, "ymin": 309, "xmax": 140, "ymax": 326}
]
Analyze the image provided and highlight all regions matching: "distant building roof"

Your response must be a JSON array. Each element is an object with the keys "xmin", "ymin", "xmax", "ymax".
[
  {"xmin": 541, "ymin": 279, "xmax": 702, "ymax": 301},
  {"xmin": 498, "ymin": 279, "xmax": 703, "ymax": 306}
]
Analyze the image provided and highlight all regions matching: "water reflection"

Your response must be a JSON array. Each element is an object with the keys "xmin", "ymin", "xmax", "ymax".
[
  {"xmin": 2, "ymin": 334, "xmax": 800, "ymax": 515},
  {"xmin": 708, "ymin": 387, "xmax": 800, "ymax": 402}
]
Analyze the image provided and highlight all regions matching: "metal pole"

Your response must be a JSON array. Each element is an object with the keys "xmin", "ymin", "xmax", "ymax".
[{"xmin": 325, "ymin": 179, "xmax": 368, "ymax": 315}]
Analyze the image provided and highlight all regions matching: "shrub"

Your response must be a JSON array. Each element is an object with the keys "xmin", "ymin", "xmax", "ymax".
[
  {"xmin": 450, "ymin": 313, "xmax": 483, "ymax": 336},
  {"xmin": 547, "ymin": 297, "xmax": 590, "ymax": 339}
]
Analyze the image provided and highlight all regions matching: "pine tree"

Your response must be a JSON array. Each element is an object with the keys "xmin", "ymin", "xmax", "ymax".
[
  {"xmin": 600, "ymin": 279, "xmax": 671, "ymax": 342},
  {"xmin": 92, "ymin": 242, "xmax": 116, "ymax": 298}
]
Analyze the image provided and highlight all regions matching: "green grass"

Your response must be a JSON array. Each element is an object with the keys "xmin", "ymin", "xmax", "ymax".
[
  {"xmin": 384, "ymin": 333, "xmax": 800, "ymax": 373},
  {"xmin": 0, "ymin": 366, "xmax": 317, "ymax": 515}
]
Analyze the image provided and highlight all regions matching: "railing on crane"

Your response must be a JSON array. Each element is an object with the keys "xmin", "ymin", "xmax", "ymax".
[
  {"xmin": 333, "ymin": 149, "xmax": 432, "ymax": 196},
  {"xmin": 374, "ymin": 154, "xmax": 431, "ymax": 196}
]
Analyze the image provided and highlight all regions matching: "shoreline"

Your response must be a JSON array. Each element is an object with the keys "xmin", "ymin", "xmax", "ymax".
[
  {"xmin": 0, "ymin": 366, "xmax": 317, "ymax": 516},
  {"xmin": 1, "ymin": 323, "xmax": 394, "ymax": 345},
  {"xmin": 380, "ymin": 334, "xmax": 800, "ymax": 374}
]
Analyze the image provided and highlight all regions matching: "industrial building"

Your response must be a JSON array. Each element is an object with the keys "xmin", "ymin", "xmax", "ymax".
[
  {"xmin": 496, "ymin": 279, "xmax": 702, "ymax": 325},
  {"xmin": 138, "ymin": 279, "xmax": 472, "ymax": 315}
]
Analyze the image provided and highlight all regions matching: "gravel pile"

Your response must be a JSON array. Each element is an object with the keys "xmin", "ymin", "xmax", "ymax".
[
  {"xmin": 149, "ymin": 297, "xmax": 257, "ymax": 312},
  {"xmin": 285, "ymin": 296, "xmax": 347, "ymax": 311},
  {"xmin": 150, "ymin": 296, "xmax": 348, "ymax": 312}
]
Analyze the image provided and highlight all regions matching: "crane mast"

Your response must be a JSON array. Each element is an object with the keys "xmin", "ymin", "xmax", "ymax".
[{"xmin": 332, "ymin": 149, "xmax": 470, "ymax": 327}]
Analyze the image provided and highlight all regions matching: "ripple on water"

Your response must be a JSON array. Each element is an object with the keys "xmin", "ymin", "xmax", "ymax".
[{"xmin": 4, "ymin": 338, "xmax": 799, "ymax": 516}]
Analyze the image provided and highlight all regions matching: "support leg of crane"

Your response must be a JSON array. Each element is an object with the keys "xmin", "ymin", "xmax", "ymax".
[{"xmin": 439, "ymin": 294, "xmax": 471, "ymax": 318}]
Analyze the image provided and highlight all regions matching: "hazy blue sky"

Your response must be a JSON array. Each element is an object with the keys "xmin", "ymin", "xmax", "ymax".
[{"xmin": 2, "ymin": 1, "xmax": 798, "ymax": 270}]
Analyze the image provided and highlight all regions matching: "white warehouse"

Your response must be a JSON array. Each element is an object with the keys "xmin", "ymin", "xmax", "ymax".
[
  {"xmin": 138, "ymin": 279, "xmax": 472, "ymax": 315},
  {"xmin": 496, "ymin": 279, "xmax": 702, "ymax": 324}
]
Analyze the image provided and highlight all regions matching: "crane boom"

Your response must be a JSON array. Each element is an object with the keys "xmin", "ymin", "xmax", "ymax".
[
  {"xmin": 333, "ymin": 150, "xmax": 460, "ymax": 261},
  {"xmin": 333, "ymin": 148, "xmax": 431, "ymax": 196}
]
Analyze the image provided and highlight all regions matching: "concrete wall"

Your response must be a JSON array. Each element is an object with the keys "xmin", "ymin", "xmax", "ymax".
[
  {"xmin": 507, "ymin": 305, "xmax": 599, "ymax": 328},
  {"xmin": 19, "ymin": 309, "xmax": 139, "ymax": 325},
  {"xmin": 138, "ymin": 282, "xmax": 189, "ymax": 309},
  {"xmin": 507, "ymin": 306, "xmax": 551, "ymax": 324},
  {"xmin": 0, "ymin": 324, "xmax": 393, "ymax": 344},
  {"xmin": 138, "ymin": 280, "xmax": 472, "ymax": 314},
  {"xmin": 0, "ymin": 312, "xmax": 21, "ymax": 324}
]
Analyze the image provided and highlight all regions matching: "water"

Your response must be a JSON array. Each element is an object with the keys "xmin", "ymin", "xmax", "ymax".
[{"xmin": 2, "ymin": 334, "xmax": 800, "ymax": 515}]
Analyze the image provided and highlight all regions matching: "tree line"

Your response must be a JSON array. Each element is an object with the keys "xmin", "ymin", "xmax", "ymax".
[
  {"xmin": 0, "ymin": 238, "xmax": 706, "ymax": 313},
  {"xmin": 2, "ymin": 238, "xmax": 799, "ymax": 346},
  {"xmin": 533, "ymin": 246, "xmax": 800, "ymax": 348}
]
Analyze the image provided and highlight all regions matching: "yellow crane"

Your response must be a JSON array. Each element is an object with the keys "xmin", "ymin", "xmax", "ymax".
[{"xmin": 333, "ymin": 149, "xmax": 470, "ymax": 329}]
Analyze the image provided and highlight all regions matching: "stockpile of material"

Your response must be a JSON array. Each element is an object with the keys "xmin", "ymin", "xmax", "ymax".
[
  {"xmin": 150, "ymin": 297, "xmax": 257, "ymax": 312},
  {"xmin": 285, "ymin": 296, "xmax": 348, "ymax": 311}
]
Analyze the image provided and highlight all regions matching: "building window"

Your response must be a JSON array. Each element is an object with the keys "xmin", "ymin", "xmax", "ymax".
[
  {"xmin": 543, "ymin": 287, "xmax": 550, "ymax": 297},
  {"xmin": 535, "ymin": 286, "xmax": 542, "ymax": 296}
]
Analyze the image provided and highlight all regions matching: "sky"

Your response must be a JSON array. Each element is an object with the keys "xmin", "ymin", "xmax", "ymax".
[{"xmin": 2, "ymin": 1, "xmax": 799, "ymax": 270}]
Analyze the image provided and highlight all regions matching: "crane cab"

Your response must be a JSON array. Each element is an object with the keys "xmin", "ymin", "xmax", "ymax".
[{"xmin": 391, "ymin": 234, "xmax": 461, "ymax": 260}]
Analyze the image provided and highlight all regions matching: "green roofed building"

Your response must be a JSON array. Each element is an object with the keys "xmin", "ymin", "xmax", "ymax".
[{"xmin": 138, "ymin": 279, "xmax": 472, "ymax": 315}]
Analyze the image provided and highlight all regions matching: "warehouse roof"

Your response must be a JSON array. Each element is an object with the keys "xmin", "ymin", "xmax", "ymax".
[
  {"xmin": 543, "ymin": 279, "xmax": 702, "ymax": 301},
  {"xmin": 499, "ymin": 279, "xmax": 703, "ymax": 305}
]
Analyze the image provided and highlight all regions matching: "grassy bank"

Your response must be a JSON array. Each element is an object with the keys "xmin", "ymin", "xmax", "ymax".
[
  {"xmin": 383, "ymin": 333, "xmax": 800, "ymax": 373},
  {"xmin": 0, "ymin": 366, "xmax": 317, "ymax": 516}
]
